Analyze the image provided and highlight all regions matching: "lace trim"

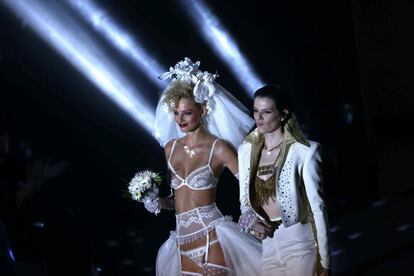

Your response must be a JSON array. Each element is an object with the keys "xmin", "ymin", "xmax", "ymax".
[
  {"xmin": 237, "ymin": 208, "xmax": 259, "ymax": 232},
  {"xmin": 181, "ymin": 271, "xmax": 202, "ymax": 276},
  {"xmin": 176, "ymin": 203, "xmax": 217, "ymax": 216},
  {"xmin": 176, "ymin": 217, "xmax": 225, "ymax": 244},
  {"xmin": 180, "ymin": 239, "xmax": 218, "ymax": 257},
  {"xmin": 180, "ymin": 239, "xmax": 219, "ymax": 268},
  {"xmin": 177, "ymin": 215, "xmax": 203, "ymax": 228},
  {"xmin": 205, "ymin": 263, "xmax": 234, "ymax": 274},
  {"xmin": 170, "ymin": 216, "xmax": 233, "ymax": 245}
]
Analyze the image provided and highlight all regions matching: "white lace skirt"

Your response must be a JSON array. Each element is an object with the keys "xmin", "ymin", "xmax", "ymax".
[{"xmin": 156, "ymin": 204, "xmax": 262, "ymax": 276}]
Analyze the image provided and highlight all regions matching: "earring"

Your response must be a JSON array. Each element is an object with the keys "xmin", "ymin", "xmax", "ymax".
[{"xmin": 281, "ymin": 111, "xmax": 289, "ymax": 122}]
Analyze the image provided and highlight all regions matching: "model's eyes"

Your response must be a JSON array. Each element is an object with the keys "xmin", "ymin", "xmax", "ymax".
[
  {"xmin": 173, "ymin": 110, "xmax": 193, "ymax": 116},
  {"xmin": 253, "ymin": 109, "xmax": 272, "ymax": 114}
]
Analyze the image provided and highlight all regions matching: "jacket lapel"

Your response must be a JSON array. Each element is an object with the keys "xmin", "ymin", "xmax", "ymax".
[{"xmin": 242, "ymin": 114, "xmax": 310, "ymax": 218}]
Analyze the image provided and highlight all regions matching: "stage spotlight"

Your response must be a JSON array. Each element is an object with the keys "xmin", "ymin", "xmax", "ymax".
[
  {"xmin": 396, "ymin": 224, "xmax": 412, "ymax": 232},
  {"xmin": 3, "ymin": 0, "xmax": 155, "ymax": 133},
  {"xmin": 347, "ymin": 232, "xmax": 362, "ymax": 240},
  {"xmin": 331, "ymin": 249, "xmax": 343, "ymax": 256},
  {"xmin": 8, "ymin": 248, "xmax": 16, "ymax": 262},
  {"xmin": 180, "ymin": 0, "xmax": 264, "ymax": 96},
  {"xmin": 66, "ymin": 0, "xmax": 165, "ymax": 88},
  {"xmin": 343, "ymin": 103, "xmax": 354, "ymax": 124},
  {"xmin": 33, "ymin": 221, "xmax": 45, "ymax": 228},
  {"xmin": 329, "ymin": 225, "xmax": 341, "ymax": 233}
]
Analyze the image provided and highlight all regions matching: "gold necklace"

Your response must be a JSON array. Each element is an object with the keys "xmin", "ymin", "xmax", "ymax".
[
  {"xmin": 264, "ymin": 140, "xmax": 283, "ymax": 156},
  {"xmin": 257, "ymin": 149, "xmax": 281, "ymax": 176}
]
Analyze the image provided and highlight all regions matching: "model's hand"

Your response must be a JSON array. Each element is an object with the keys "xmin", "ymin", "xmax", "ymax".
[
  {"xmin": 250, "ymin": 221, "xmax": 273, "ymax": 240},
  {"xmin": 142, "ymin": 189, "xmax": 161, "ymax": 215},
  {"xmin": 143, "ymin": 196, "xmax": 161, "ymax": 214},
  {"xmin": 237, "ymin": 208, "xmax": 258, "ymax": 232}
]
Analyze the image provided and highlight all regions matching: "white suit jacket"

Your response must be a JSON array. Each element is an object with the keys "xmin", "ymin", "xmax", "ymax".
[{"xmin": 238, "ymin": 130, "xmax": 331, "ymax": 269}]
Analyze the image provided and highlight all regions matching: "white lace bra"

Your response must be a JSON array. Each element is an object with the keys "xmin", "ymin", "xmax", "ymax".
[{"xmin": 168, "ymin": 139, "xmax": 219, "ymax": 190}]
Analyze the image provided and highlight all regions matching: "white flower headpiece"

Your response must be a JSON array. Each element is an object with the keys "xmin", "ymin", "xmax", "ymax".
[
  {"xmin": 159, "ymin": 57, "xmax": 219, "ymax": 113},
  {"xmin": 154, "ymin": 57, "xmax": 255, "ymax": 148}
]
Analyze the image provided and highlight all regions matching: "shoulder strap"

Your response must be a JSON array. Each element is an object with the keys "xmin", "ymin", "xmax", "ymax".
[
  {"xmin": 168, "ymin": 139, "xmax": 178, "ymax": 164},
  {"xmin": 208, "ymin": 139, "xmax": 220, "ymax": 165}
]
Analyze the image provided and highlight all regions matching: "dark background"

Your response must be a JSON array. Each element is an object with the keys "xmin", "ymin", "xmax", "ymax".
[{"xmin": 1, "ymin": 0, "xmax": 413, "ymax": 275}]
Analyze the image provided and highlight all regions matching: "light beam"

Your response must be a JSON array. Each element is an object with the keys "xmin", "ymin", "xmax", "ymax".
[
  {"xmin": 2, "ymin": 0, "xmax": 155, "ymax": 132},
  {"xmin": 180, "ymin": 0, "xmax": 264, "ymax": 96},
  {"xmin": 66, "ymin": 0, "xmax": 165, "ymax": 88}
]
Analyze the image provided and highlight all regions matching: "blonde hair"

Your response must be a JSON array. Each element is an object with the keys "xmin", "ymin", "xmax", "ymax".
[{"xmin": 162, "ymin": 81, "xmax": 202, "ymax": 111}]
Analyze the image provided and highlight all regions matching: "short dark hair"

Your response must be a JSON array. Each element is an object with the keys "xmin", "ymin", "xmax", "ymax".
[{"xmin": 254, "ymin": 84, "xmax": 294, "ymax": 115}]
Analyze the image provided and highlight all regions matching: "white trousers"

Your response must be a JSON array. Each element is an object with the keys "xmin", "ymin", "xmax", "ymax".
[{"xmin": 261, "ymin": 222, "xmax": 317, "ymax": 276}]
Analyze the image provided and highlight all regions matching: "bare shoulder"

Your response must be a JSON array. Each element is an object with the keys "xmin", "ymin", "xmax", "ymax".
[
  {"xmin": 213, "ymin": 139, "xmax": 237, "ymax": 159},
  {"xmin": 211, "ymin": 139, "xmax": 238, "ymax": 173},
  {"xmin": 164, "ymin": 139, "xmax": 175, "ymax": 159}
]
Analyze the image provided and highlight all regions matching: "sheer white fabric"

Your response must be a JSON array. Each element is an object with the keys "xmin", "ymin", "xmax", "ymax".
[
  {"xmin": 180, "ymin": 239, "xmax": 219, "ymax": 267},
  {"xmin": 156, "ymin": 203, "xmax": 262, "ymax": 276},
  {"xmin": 168, "ymin": 139, "xmax": 219, "ymax": 191},
  {"xmin": 153, "ymin": 83, "xmax": 254, "ymax": 149},
  {"xmin": 170, "ymin": 166, "xmax": 218, "ymax": 190},
  {"xmin": 237, "ymin": 207, "xmax": 259, "ymax": 233},
  {"xmin": 204, "ymin": 263, "xmax": 233, "ymax": 275},
  {"xmin": 175, "ymin": 203, "xmax": 224, "ymax": 244}
]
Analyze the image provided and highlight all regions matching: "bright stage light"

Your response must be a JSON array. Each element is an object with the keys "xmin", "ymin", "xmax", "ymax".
[
  {"xmin": 7, "ymin": 248, "xmax": 15, "ymax": 262},
  {"xmin": 66, "ymin": 0, "xmax": 165, "ymax": 88},
  {"xmin": 180, "ymin": 0, "xmax": 264, "ymax": 96},
  {"xmin": 2, "ymin": 0, "xmax": 155, "ymax": 133}
]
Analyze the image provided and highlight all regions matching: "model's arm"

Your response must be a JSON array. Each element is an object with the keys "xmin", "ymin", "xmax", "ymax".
[
  {"xmin": 140, "ymin": 141, "xmax": 177, "ymax": 214},
  {"xmin": 214, "ymin": 140, "xmax": 238, "ymax": 176},
  {"xmin": 159, "ymin": 140, "xmax": 175, "ymax": 211},
  {"xmin": 159, "ymin": 192, "xmax": 175, "ymax": 210},
  {"xmin": 302, "ymin": 142, "xmax": 331, "ymax": 270},
  {"xmin": 236, "ymin": 143, "xmax": 260, "ymax": 232}
]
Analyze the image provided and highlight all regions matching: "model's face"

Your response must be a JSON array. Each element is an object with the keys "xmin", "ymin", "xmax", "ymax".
[
  {"xmin": 173, "ymin": 98, "xmax": 203, "ymax": 132},
  {"xmin": 253, "ymin": 97, "xmax": 283, "ymax": 134}
]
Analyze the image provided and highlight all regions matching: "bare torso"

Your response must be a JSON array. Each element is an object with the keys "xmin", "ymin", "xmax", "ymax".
[
  {"xmin": 257, "ymin": 147, "xmax": 282, "ymax": 219},
  {"xmin": 167, "ymin": 137, "xmax": 225, "ymax": 213},
  {"xmin": 173, "ymin": 187, "xmax": 217, "ymax": 212}
]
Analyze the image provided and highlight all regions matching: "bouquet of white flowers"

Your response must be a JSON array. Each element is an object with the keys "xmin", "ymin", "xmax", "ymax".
[{"xmin": 128, "ymin": 170, "xmax": 162, "ymax": 202}]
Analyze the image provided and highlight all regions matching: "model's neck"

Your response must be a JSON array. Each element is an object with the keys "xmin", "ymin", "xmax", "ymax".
[
  {"xmin": 185, "ymin": 125, "xmax": 208, "ymax": 146},
  {"xmin": 263, "ymin": 127, "xmax": 284, "ymax": 148}
]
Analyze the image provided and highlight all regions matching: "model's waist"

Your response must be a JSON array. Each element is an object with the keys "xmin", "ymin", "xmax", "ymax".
[
  {"xmin": 174, "ymin": 203, "xmax": 224, "ymax": 244},
  {"xmin": 173, "ymin": 189, "xmax": 216, "ymax": 212},
  {"xmin": 175, "ymin": 202, "xmax": 218, "ymax": 216}
]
